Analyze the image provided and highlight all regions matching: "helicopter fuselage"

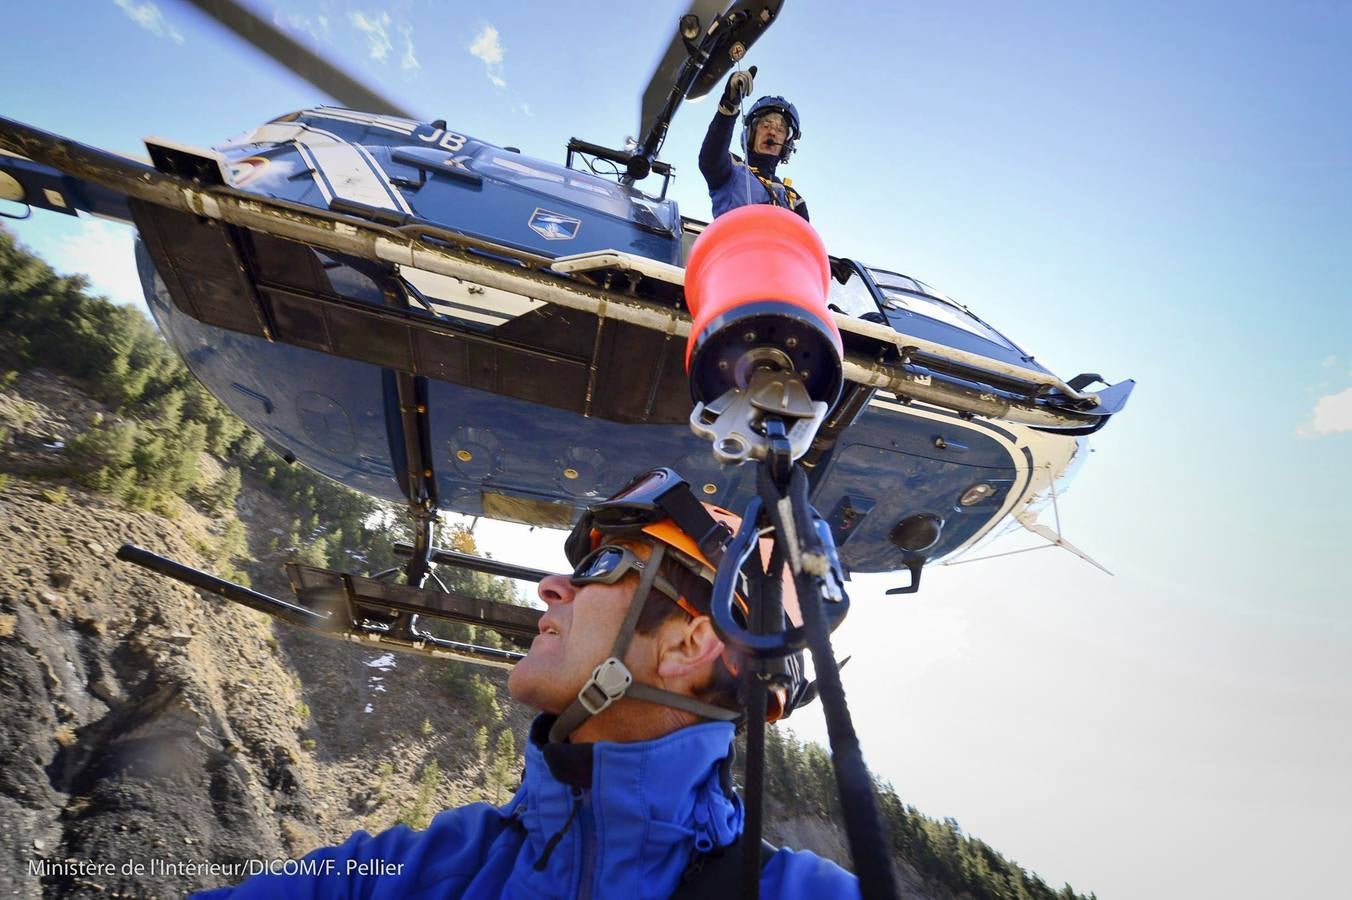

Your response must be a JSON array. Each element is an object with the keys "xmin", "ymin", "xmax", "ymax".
[
  {"xmin": 0, "ymin": 104, "xmax": 1126, "ymax": 577},
  {"xmin": 120, "ymin": 106, "xmax": 1089, "ymax": 574}
]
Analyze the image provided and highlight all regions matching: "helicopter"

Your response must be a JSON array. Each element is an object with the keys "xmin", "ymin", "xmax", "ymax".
[{"xmin": 0, "ymin": 0, "xmax": 1133, "ymax": 667}]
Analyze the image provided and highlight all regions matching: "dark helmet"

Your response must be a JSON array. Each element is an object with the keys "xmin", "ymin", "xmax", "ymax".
[{"xmin": 741, "ymin": 95, "xmax": 801, "ymax": 163}]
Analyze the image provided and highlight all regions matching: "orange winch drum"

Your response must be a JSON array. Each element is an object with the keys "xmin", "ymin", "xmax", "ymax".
[{"xmin": 683, "ymin": 205, "xmax": 842, "ymax": 407}]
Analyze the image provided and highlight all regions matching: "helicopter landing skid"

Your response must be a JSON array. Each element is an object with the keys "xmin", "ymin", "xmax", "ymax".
[{"xmin": 116, "ymin": 543, "xmax": 543, "ymax": 668}]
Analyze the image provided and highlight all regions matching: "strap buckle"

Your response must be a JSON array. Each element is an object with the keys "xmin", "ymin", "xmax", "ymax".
[{"xmin": 577, "ymin": 657, "xmax": 633, "ymax": 715}]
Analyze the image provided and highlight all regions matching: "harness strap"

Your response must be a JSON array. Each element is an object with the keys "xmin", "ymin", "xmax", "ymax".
[
  {"xmin": 748, "ymin": 167, "xmax": 801, "ymax": 209},
  {"xmin": 548, "ymin": 544, "xmax": 735, "ymax": 743},
  {"xmin": 654, "ymin": 485, "xmax": 732, "ymax": 565}
]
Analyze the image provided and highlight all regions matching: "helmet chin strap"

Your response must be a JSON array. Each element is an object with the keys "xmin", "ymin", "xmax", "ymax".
[{"xmin": 548, "ymin": 543, "xmax": 738, "ymax": 744}]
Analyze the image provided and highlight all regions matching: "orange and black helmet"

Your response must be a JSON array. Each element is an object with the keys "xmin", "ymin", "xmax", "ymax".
[{"xmin": 563, "ymin": 468, "xmax": 808, "ymax": 722}]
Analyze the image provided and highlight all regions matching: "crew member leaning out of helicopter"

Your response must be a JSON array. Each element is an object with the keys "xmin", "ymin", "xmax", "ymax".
[
  {"xmin": 700, "ymin": 66, "xmax": 809, "ymax": 221},
  {"xmin": 192, "ymin": 468, "xmax": 859, "ymax": 899}
]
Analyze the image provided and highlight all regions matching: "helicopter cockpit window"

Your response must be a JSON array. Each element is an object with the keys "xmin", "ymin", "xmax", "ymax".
[
  {"xmin": 315, "ymin": 252, "xmax": 384, "ymax": 305},
  {"xmin": 867, "ymin": 266, "xmax": 1014, "ymax": 347},
  {"xmin": 914, "ymin": 278, "xmax": 956, "ymax": 304},
  {"xmin": 880, "ymin": 273, "xmax": 920, "ymax": 294},
  {"xmin": 826, "ymin": 262, "xmax": 886, "ymax": 321}
]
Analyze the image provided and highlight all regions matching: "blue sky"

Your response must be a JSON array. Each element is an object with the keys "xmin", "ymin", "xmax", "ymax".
[{"xmin": 3, "ymin": 2, "xmax": 1349, "ymax": 896}]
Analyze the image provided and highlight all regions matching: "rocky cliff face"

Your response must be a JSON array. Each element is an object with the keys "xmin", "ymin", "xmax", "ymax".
[
  {"xmin": 0, "ymin": 371, "xmax": 528, "ymax": 898},
  {"xmin": 1, "ymin": 476, "xmax": 305, "ymax": 898}
]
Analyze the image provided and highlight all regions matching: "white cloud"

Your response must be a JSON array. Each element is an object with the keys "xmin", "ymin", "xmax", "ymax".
[
  {"xmin": 514, "ymin": 102, "xmax": 534, "ymax": 117},
  {"xmin": 349, "ymin": 11, "xmax": 393, "ymax": 63},
  {"xmin": 1298, "ymin": 387, "xmax": 1352, "ymax": 437},
  {"xmin": 273, "ymin": 10, "xmax": 330, "ymax": 46},
  {"xmin": 398, "ymin": 22, "xmax": 419, "ymax": 71},
  {"xmin": 468, "ymin": 24, "xmax": 507, "ymax": 88},
  {"xmin": 1320, "ymin": 354, "xmax": 1337, "ymax": 368},
  {"xmin": 44, "ymin": 218, "xmax": 143, "ymax": 308},
  {"xmin": 113, "ymin": 0, "xmax": 184, "ymax": 44}
]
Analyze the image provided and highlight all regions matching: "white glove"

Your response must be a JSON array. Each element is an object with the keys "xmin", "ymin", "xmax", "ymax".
[{"xmin": 718, "ymin": 66, "xmax": 757, "ymax": 116}]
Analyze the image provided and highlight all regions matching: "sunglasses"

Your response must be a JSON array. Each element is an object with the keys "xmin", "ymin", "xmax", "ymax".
[{"xmin": 570, "ymin": 544, "xmax": 704, "ymax": 619}]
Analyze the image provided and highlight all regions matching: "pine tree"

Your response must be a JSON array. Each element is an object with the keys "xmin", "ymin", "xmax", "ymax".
[
  {"xmin": 474, "ymin": 725, "xmax": 489, "ymax": 767},
  {"xmin": 490, "ymin": 728, "xmax": 517, "ymax": 803}
]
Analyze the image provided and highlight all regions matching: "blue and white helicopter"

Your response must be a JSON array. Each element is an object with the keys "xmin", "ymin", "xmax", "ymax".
[{"xmin": 0, "ymin": 0, "xmax": 1132, "ymax": 665}]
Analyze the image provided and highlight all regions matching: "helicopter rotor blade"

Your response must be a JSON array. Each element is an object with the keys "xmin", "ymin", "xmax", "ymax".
[
  {"xmin": 181, "ymin": 0, "xmax": 418, "ymax": 120},
  {"xmin": 630, "ymin": 1, "xmax": 785, "ymax": 179},
  {"xmin": 638, "ymin": 0, "xmax": 728, "ymax": 146}
]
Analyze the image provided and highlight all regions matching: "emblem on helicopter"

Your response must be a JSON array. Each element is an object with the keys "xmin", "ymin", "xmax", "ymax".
[{"xmin": 527, "ymin": 208, "xmax": 582, "ymax": 240}]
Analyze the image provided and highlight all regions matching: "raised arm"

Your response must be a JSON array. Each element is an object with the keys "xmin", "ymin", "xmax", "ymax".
[
  {"xmin": 700, "ymin": 67, "xmax": 755, "ymax": 190},
  {"xmin": 699, "ymin": 107, "xmax": 738, "ymax": 189}
]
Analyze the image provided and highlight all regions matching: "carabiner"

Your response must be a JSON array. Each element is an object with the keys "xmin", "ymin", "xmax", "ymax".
[{"xmin": 710, "ymin": 497, "xmax": 806, "ymax": 657}]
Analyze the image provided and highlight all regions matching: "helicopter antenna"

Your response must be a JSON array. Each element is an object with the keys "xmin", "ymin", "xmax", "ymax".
[{"xmin": 181, "ymin": 0, "xmax": 419, "ymax": 120}]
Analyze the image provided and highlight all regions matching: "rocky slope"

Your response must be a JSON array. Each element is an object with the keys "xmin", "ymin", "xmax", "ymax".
[
  {"xmin": 2, "ymin": 469, "xmax": 304, "ymax": 898},
  {"xmin": 0, "ymin": 371, "xmax": 527, "ymax": 898}
]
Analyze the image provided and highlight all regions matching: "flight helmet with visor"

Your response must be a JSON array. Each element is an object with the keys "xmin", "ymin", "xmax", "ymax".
[{"xmin": 741, "ymin": 95, "xmax": 801, "ymax": 164}]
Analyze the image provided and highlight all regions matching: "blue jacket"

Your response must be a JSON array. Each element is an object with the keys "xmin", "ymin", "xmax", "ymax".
[
  {"xmin": 699, "ymin": 109, "xmax": 809, "ymax": 222},
  {"xmin": 194, "ymin": 715, "xmax": 858, "ymax": 899}
]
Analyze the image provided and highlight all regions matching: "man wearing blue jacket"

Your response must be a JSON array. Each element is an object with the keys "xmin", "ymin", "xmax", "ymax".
[
  {"xmin": 195, "ymin": 468, "xmax": 859, "ymax": 898},
  {"xmin": 700, "ymin": 67, "xmax": 809, "ymax": 222}
]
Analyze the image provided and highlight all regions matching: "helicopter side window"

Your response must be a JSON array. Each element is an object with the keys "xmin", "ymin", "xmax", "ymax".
[
  {"xmin": 678, "ymin": 218, "xmax": 706, "ymax": 267},
  {"xmin": 868, "ymin": 266, "xmax": 1015, "ymax": 348},
  {"xmin": 315, "ymin": 252, "xmax": 385, "ymax": 305},
  {"xmin": 826, "ymin": 262, "xmax": 886, "ymax": 322}
]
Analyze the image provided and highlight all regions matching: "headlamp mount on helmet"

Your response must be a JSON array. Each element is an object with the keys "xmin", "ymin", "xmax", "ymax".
[{"xmin": 564, "ymin": 467, "xmax": 733, "ymax": 569}]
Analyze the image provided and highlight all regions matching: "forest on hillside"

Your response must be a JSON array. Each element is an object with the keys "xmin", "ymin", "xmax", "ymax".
[{"xmin": 0, "ymin": 224, "xmax": 1095, "ymax": 900}]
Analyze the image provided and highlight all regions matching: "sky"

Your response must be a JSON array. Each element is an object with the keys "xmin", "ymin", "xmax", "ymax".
[{"xmin": 2, "ymin": 1, "xmax": 1349, "ymax": 896}]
